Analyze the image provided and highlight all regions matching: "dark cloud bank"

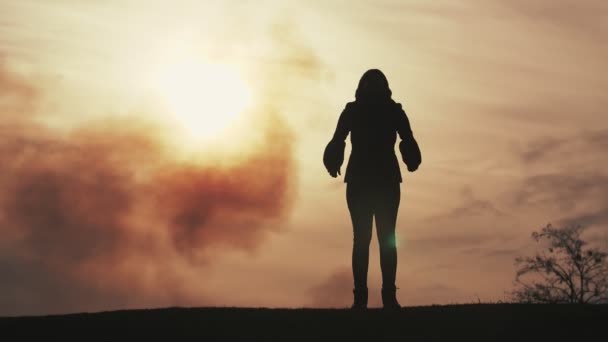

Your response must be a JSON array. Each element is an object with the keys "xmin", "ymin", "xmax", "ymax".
[
  {"xmin": 0, "ymin": 61, "xmax": 294, "ymax": 315},
  {"xmin": 513, "ymin": 129, "xmax": 608, "ymax": 229}
]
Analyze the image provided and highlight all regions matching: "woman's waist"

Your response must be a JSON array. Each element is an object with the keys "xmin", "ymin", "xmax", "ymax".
[{"xmin": 349, "ymin": 149, "xmax": 398, "ymax": 159}]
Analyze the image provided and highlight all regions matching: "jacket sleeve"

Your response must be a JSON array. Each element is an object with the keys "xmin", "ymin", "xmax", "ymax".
[
  {"xmin": 323, "ymin": 104, "xmax": 351, "ymax": 174},
  {"xmin": 396, "ymin": 103, "xmax": 421, "ymax": 172}
]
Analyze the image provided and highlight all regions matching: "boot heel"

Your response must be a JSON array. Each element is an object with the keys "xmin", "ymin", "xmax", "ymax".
[
  {"xmin": 381, "ymin": 287, "xmax": 401, "ymax": 309},
  {"xmin": 351, "ymin": 288, "xmax": 368, "ymax": 309}
]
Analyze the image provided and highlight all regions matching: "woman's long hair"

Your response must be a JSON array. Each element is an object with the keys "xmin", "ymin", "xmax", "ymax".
[{"xmin": 355, "ymin": 69, "xmax": 392, "ymax": 103}]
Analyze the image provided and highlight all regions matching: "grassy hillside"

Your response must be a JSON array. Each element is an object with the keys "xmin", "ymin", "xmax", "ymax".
[{"xmin": 1, "ymin": 304, "xmax": 606, "ymax": 341}]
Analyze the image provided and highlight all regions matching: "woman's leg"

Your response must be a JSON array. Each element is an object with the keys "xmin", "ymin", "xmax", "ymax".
[
  {"xmin": 346, "ymin": 183, "xmax": 374, "ymax": 291},
  {"xmin": 374, "ymin": 183, "xmax": 401, "ymax": 290}
]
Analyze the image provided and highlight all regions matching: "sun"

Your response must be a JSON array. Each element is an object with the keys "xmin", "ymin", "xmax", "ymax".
[{"xmin": 152, "ymin": 59, "xmax": 252, "ymax": 142}]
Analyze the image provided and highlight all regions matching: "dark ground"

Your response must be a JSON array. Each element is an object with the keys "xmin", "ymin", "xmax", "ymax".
[{"xmin": 1, "ymin": 304, "xmax": 606, "ymax": 341}]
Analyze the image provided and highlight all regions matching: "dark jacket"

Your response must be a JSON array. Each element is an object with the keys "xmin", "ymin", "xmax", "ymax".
[{"xmin": 324, "ymin": 99, "xmax": 421, "ymax": 184}]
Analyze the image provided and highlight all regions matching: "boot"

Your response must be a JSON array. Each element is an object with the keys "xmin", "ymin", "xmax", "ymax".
[
  {"xmin": 351, "ymin": 288, "xmax": 368, "ymax": 310},
  {"xmin": 381, "ymin": 287, "xmax": 401, "ymax": 310}
]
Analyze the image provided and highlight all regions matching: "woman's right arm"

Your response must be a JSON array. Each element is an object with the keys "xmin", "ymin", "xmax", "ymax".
[
  {"xmin": 323, "ymin": 103, "xmax": 352, "ymax": 177},
  {"xmin": 332, "ymin": 103, "xmax": 352, "ymax": 142}
]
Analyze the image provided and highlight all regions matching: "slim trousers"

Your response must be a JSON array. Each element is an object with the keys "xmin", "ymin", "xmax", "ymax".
[{"xmin": 346, "ymin": 182, "xmax": 401, "ymax": 290}]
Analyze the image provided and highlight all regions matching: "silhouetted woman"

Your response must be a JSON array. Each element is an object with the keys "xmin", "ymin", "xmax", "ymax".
[{"xmin": 324, "ymin": 69, "xmax": 421, "ymax": 309}]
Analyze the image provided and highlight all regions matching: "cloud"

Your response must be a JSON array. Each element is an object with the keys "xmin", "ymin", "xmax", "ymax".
[
  {"xmin": 513, "ymin": 172, "xmax": 608, "ymax": 229},
  {"xmin": 428, "ymin": 186, "xmax": 506, "ymax": 221},
  {"xmin": 496, "ymin": 0, "xmax": 608, "ymax": 37},
  {"xmin": 0, "ymin": 50, "xmax": 298, "ymax": 315},
  {"xmin": 515, "ymin": 129, "xmax": 608, "ymax": 165},
  {"xmin": 308, "ymin": 268, "xmax": 353, "ymax": 308},
  {"xmin": 510, "ymin": 129, "xmax": 608, "ymax": 229},
  {"xmin": 151, "ymin": 116, "xmax": 294, "ymax": 259}
]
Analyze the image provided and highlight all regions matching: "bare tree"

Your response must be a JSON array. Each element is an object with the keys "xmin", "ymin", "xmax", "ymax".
[{"xmin": 512, "ymin": 224, "xmax": 608, "ymax": 304}]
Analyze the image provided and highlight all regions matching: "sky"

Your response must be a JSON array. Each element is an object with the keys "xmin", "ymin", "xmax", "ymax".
[{"xmin": 1, "ymin": 0, "xmax": 607, "ymax": 315}]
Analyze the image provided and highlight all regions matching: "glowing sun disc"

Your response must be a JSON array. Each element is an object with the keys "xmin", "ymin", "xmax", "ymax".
[{"xmin": 153, "ymin": 59, "xmax": 251, "ymax": 141}]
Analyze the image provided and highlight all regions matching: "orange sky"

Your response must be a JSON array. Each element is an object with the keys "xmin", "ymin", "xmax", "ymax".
[{"xmin": 1, "ymin": 0, "xmax": 607, "ymax": 315}]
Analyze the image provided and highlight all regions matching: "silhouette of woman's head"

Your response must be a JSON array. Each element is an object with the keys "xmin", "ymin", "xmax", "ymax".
[{"xmin": 355, "ymin": 69, "xmax": 392, "ymax": 102}]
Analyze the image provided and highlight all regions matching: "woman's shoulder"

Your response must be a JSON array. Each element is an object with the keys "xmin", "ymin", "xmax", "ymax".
[
  {"xmin": 345, "ymin": 101, "xmax": 357, "ymax": 110},
  {"xmin": 341, "ymin": 101, "xmax": 358, "ymax": 119},
  {"xmin": 390, "ymin": 100, "xmax": 406, "ymax": 115},
  {"xmin": 346, "ymin": 99, "xmax": 403, "ymax": 114},
  {"xmin": 389, "ymin": 99, "xmax": 404, "ymax": 109}
]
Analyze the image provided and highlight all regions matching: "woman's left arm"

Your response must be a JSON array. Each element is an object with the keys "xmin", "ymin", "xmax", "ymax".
[{"xmin": 396, "ymin": 103, "xmax": 421, "ymax": 172}]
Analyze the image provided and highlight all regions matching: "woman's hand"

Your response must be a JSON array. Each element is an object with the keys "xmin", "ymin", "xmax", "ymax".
[
  {"xmin": 399, "ymin": 137, "xmax": 421, "ymax": 172},
  {"xmin": 324, "ymin": 139, "xmax": 345, "ymax": 178},
  {"xmin": 328, "ymin": 167, "xmax": 341, "ymax": 178}
]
